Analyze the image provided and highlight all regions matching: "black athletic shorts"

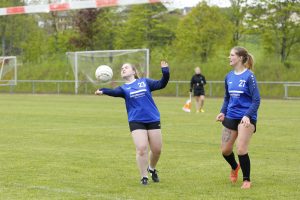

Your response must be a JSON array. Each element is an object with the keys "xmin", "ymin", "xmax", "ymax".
[
  {"xmin": 194, "ymin": 89, "xmax": 205, "ymax": 96},
  {"xmin": 129, "ymin": 121, "xmax": 161, "ymax": 132},
  {"xmin": 222, "ymin": 117, "xmax": 257, "ymax": 133}
]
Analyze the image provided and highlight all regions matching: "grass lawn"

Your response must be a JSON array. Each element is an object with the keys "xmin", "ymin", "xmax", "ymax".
[{"xmin": 0, "ymin": 94, "xmax": 299, "ymax": 199}]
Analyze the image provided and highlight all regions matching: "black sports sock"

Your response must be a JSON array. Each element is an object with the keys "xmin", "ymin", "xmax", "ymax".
[
  {"xmin": 238, "ymin": 153, "xmax": 251, "ymax": 181},
  {"xmin": 223, "ymin": 152, "xmax": 238, "ymax": 170}
]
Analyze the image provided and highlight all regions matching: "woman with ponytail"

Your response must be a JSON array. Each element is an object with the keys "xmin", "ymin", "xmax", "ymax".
[
  {"xmin": 216, "ymin": 47, "xmax": 260, "ymax": 189},
  {"xmin": 95, "ymin": 61, "xmax": 170, "ymax": 185}
]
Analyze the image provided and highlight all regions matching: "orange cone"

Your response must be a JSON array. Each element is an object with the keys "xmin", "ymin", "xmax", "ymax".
[{"xmin": 182, "ymin": 93, "xmax": 192, "ymax": 112}]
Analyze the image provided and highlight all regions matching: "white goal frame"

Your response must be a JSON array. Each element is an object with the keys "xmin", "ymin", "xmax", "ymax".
[
  {"xmin": 67, "ymin": 49, "xmax": 150, "ymax": 94},
  {"xmin": 0, "ymin": 56, "xmax": 17, "ymax": 86},
  {"xmin": 284, "ymin": 83, "xmax": 300, "ymax": 99}
]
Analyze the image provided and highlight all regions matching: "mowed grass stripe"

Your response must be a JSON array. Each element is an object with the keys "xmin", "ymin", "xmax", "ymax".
[{"xmin": 0, "ymin": 94, "xmax": 299, "ymax": 199}]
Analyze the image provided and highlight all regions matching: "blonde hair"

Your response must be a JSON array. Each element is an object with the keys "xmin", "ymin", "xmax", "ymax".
[
  {"xmin": 194, "ymin": 67, "xmax": 201, "ymax": 74},
  {"xmin": 123, "ymin": 63, "xmax": 140, "ymax": 79},
  {"xmin": 232, "ymin": 46, "xmax": 254, "ymax": 70}
]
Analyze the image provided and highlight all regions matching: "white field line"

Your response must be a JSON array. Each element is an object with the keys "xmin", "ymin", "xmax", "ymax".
[
  {"xmin": 10, "ymin": 183, "xmax": 134, "ymax": 200},
  {"xmin": 0, "ymin": 125, "xmax": 128, "ymax": 132}
]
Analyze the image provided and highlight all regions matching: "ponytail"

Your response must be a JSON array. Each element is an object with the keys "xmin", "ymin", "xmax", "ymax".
[
  {"xmin": 132, "ymin": 65, "xmax": 140, "ymax": 79},
  {"xmin": 245, "ymin": 53, "xmax": 254, "ymax": 70},
  {"xmin": 232, "ymin": 46, "xmax": 254, "ymax": 71}
]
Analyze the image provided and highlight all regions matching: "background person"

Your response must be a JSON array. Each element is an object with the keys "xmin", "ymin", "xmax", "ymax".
[{"xmin": 190, "ymin": 67, "xmax": 206, "ymax": 113}]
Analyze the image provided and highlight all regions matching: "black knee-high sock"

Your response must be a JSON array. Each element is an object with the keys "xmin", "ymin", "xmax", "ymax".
[
  {"xmin": 238, "ymin": 153, "xmax": 251, "ymax": 181},
  {"xmin": 223, "ymin": 152, "xmax": 238, "ymax": 170}
]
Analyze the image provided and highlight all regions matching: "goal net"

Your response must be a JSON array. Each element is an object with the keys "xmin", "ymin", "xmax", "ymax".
[
  {"xmin": 67, "ymin": 49, "xmax": 149, "ymax": 94},
  {"xmin": 0, "ymin": 56, "xmax": 17, "ymax": 86}
]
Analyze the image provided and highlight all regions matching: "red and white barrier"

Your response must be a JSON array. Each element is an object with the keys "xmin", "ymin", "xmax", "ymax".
[{"xmin": 0, "ymin": 0, "xmax": 162, "ymax": 16}]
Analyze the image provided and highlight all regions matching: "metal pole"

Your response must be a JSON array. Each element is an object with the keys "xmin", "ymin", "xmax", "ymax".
[
  {"xmin": 57, "ymin": 82, "xmax": 60, "ymax": 95},
  {"xmin": 284, "ymin": 84, "xmax": 288, "ymax": 99},
  {"xmin": 74, "ymin": 52, "xmax": 78, "ymax": 94},
  {"xmin": 146, "ymin": 49, "xmax": 150, "ymax": 78},
  {"xmin": 10, "ymin": 85, "xmax": 14, "ymax": 94},
  {"xmin": 32, "ymin": 81, "xmax": 35, "ymax": 94},
  {"xmin": 14, "ymin": 57, "xmax": 17, "ymax": 86},
  {"xmin": 209, "ymin": 82, "xmax": 212, "ymax": 97},
  {"xmin": 176, "ymin": 82, "xmax": 179, "ymax": 97},
  {"xmin": 0, "ymin": 57, "xmax": 4, "ymax": 78}
]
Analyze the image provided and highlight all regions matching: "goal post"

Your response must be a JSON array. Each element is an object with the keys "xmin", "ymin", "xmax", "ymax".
[
  {"xmin": 67, "ymin": 49, "xmax": 150, "ymax": 94},
  {"xmin": 284, "ymin": 83, "xmax": 300, "ymax": 99},
  {"xmin": 0, "ymin": 56, "xmax": 17, "ymax": 86}
]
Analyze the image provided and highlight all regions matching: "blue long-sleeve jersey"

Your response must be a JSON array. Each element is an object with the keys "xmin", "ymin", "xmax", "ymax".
[
  {"xmin": 100, "ymin": 67, "xmax": 170, "ymax": 123},
  {"xmin": 220, "ymin": 69, "xmax": 260, "ymax": 121}
]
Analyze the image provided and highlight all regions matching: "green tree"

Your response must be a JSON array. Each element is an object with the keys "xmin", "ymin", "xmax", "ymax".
[
  {"xmin": 37, "ymin": 10, "xmax": 76, "ymax": 54},
  {"xmin": 247, "ymin": 0, "xmax": 300, "ymax": 63},
  {"xmin": 0, "ymin": 0, "xmax": 25, "ymax": 55},
  {"xmin": 93, "ymin": 8, "xmax": 121, "ymax": 50},
  {"xmin": 174, "ymin": 2, "xmax": 233, "ymax": 63},
  {"xmin": 70, "ymin": 8, "xmax": 121, "ymax": 51},
  {"xmin": 228, "ymin": 0, "xmax": 249, "ymax": 45},
  {"xmin": 69, "ymin": 9, "xmax": 100, "ymax": 50},
  {"xmin": 114, "ymin": 3, "xmax": 176, "ymax": 49},
  {"xmin": 20, "ymin": 26, "xmax": 48, "ymax": 63}
]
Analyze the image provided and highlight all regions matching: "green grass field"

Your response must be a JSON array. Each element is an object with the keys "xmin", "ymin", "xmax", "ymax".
[{"xmin": 0, "ymin": 94, "xmax": 299, "ymax": 200}]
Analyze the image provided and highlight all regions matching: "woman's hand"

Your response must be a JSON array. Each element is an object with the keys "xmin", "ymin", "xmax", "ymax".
[
  {"xmin": 241, "ymin": 116, "xmax": 250, "ymax": 127},
  {"xmin": 161, "ymin": 60, "xmax": 168, "ymax": 68},
  {"xmin": 95, "ymin": 89, "xmax": 103, "ymax": 95},
  {"xmin": 216, "ymin": 113, "xmax": 225, "ymax": 122}
]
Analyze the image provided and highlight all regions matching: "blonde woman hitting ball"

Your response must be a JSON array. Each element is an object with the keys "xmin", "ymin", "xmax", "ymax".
[{"xmin": 95, "ymin": 61, "xmax": 170, "ymax": 185}]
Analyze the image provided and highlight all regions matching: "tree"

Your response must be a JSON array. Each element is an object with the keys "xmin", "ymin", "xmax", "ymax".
[
  {"xmin": 229, "ymin": 0, "xmax": 249, "ymax": 45},
  {"xmin": 0, "ymin": 0, "xmax": 51, "ymax": 60},
  {"xmin": 20, "ymin": 26, "xmax": 49, "ymax": 63},
  {"xmin": 93, "ymin": 8, "xmax": 121, "ymax": 50},
  {"xmin": 70, "ymin": 8, "xmax": 122, "ymax": 51},
  {"xmin": 0, "ymin": 0, "xmax": 25, "ymax": 55},
  {"xmin": 247, "ymin": 0, "xmax": 300, "ymax": 63},
  {"xmin": 69, "ymin": 9, "xmax": 101, "ymax": 50},
  {"xmin": 114, "ymin": 3, "xmax": 176, "ymax": 49},
  {"xmin": 174, "ymin": 2, "xmax": 233, "ymax": 63}
]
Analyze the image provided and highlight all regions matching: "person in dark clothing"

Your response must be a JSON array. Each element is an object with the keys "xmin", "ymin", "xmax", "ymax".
[{"xmin": 190, "ymin": 67, "xmax": 206, "ymax": 113}]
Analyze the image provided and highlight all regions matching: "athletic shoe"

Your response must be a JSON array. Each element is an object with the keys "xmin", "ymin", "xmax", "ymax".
[
  {"xmin": 148, "ymin": 168, "xmax": 160, "ymax": 182},
  {"xmin": 140, "ymin": 177, "xmax": 148, "ymax": 185},
  {"xmin": 200, "ymin": 109, "xmax": 205, "ymax": 113},
  {"xmin": 196, "ymin": 110, "xmax": 200, "ymax": 113},
  {"xmin": 230, "ymin": 164, "xmax": 240, "ymax": 183},
  {"xmin": 241, "ymin": 181, "xmax": 251, "ymax": 189}
]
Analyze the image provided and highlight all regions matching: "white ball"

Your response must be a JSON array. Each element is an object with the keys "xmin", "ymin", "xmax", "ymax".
[{"xmin": 95, "ymin": 65, "xmax": 113, "ymax": 82}]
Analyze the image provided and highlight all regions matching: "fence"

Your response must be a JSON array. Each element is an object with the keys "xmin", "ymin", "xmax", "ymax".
[{"xmin": 0, "ymin": 80, "xmax": 299, "ymax": 99}]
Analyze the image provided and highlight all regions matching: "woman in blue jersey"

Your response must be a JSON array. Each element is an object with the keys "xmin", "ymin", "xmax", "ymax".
[
  {"xmin": 216, "ymin": 47, "xmax": 260, "ymax": 189},
  {"xmin": 95, "ymin": 61, "xmax": 169, "ymax": 185}
]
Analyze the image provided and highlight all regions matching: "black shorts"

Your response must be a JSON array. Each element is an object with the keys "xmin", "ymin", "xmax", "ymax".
[
  {"xmin": 222, "ymin": 117, "xmax": 257, "ymax": 133},
  {"xmin": 129, "ymin": 121, "xmax": 161, "ymax": 132},
  {"xmin": 194, "ymin": 89, "xmax": 205, "ymax": 96}
]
